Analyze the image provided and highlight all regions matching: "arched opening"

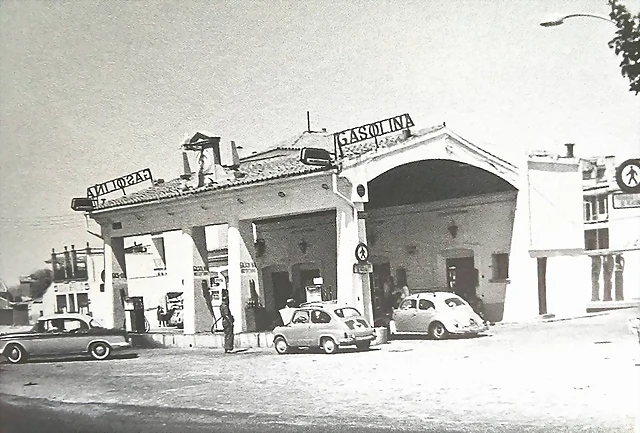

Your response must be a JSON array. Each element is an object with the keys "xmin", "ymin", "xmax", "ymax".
[
  {"xmin": 364, "ymin": 159, "xmax": 517, "ymax": 323},
  {"xmin": 367, "ymin": 160, "xmax": 515, "ymax": 209}
]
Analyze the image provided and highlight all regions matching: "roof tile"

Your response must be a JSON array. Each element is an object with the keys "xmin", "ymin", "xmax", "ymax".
[{"xmin": 96, "ymin": 124, "xmax": 447, "ymax": 211}]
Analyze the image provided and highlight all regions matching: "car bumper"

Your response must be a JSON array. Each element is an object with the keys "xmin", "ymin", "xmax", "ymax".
[
  {"xmin": 338, "ymin": 334, "xmax": 375, "ymax": 345},
  {"xmin": 448, "ymin": 324, "xmax": 488, "ymax": 335},
  {"xmin": 111, "ymin": 341, "xmax": 132, "ymax": 350}
]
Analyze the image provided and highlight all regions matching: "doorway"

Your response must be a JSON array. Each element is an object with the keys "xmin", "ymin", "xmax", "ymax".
[
  {"xmin": 370, "ymin": 262, "xmax": 391, "ymax": 321},
  {"xmin": 272, "ymin": 271, "xmax": 293, "ymax": 311},
  {"xmin": 537, "ymin": 257, "xmax": 547, "ymax": 315},
  {"xmin": 446, "ymin": 256, "xmax": 477, "ymax": 301}
]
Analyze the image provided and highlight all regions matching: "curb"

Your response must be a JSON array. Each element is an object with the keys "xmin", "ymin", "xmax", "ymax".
[{"xmin": 491, "ymin": 311, "xmax": 613, "ymax": 327}]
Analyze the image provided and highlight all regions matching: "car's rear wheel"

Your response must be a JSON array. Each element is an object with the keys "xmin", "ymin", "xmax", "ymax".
[
  {"xmin": 321, "ymin": 337, "xmax": 338, "ymax": 354},
  {"xmin": 355, "ymin": 341, "xmax": 371, "ymax": 351},
  {"xmin": 274, "ymin": 337, "xmax": 289, "ymax": 355},
  {"xmin": 89, "ymin": 342, "xmax": 112, "ymax": 360},
  {"xmin": 428, "ymin": 321, "xmax": 448, "ymax": 340},
  {"xmin": 4, "ymin": 343, "xmax": 27, "ymax": 364}
]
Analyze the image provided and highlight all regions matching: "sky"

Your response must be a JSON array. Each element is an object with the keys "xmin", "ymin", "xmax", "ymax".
[{"xmin": 1, "ymin": 0, "xmax": 639, "ymax": 286}]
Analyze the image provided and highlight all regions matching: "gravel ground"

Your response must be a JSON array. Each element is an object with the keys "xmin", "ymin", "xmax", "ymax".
[{"xmin": 1, "ymin": 309, "xmax": 639, "ymax": 432}]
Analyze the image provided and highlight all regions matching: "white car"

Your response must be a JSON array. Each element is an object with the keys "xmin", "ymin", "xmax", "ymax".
[{"xmin": 390, "ymin": 292, "xmax": 488, "ymax": 340}]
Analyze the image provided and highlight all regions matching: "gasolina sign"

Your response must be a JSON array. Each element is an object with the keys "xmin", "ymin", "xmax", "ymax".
[
  {"xmin": 334, "ymin": 113, "xmax": 414, "ymax": 148},
  {"xmin": 87, "ymin": 168, "xmax": 153, "ymax": 198}
]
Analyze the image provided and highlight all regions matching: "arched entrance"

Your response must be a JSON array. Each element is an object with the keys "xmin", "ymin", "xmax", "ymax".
[{"xmin": 362, "ymin": 159, "xmax": 518, "ymax": 323}]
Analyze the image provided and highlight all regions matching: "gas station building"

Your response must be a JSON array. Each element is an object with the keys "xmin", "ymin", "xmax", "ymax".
[{"xmin": 87, "ymin": 121, "xmax": 611, "ymax": 335}]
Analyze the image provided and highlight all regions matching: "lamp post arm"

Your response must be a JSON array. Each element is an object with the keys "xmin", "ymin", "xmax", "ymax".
[
  {"xmin": 561, "ymin": 13, "xmax": 615, "ymax": 24},
  {"xmin": 540, "ymin": 12, "xmax": 616, "ymax": 27}
]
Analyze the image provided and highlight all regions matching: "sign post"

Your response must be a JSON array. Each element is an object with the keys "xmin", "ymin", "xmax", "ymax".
[{"xmin": 615, "ymin": 158, "xmax": 640, "ymax": 194}]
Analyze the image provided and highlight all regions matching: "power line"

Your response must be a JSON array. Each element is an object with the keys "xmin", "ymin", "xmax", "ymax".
[{"xmin": 0, "ymin": 214, "xmax": 86, "ymax": 223}]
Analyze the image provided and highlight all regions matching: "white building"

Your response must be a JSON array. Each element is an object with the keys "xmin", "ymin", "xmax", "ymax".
[
  {"xmin": 40, "ymin": 244, "xmax": 109, "ymax": 325},
  {"xmin": 580, "ymin": 156, "xmax": 640, "ymax": 310},
  {"xmin": 86, "ymin": 122, "xmax": 597, "ymax": 334}
]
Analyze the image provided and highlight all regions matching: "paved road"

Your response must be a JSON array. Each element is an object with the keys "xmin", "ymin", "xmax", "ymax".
[{"xmin": 1, "ymin": 309, "xmax": 639, "ymax": 432}]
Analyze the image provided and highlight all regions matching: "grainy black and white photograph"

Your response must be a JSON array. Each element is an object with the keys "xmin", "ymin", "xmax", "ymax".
[{"xmin": 1, "ymin": 1, "xmax": 639, "ymax": 432}]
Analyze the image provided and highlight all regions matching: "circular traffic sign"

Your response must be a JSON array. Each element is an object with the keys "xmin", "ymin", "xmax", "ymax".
[
  {"xmin": 355, "ymin": 243, "xmax": 369, "ymax": 263},
  {"xmin": 616, "ymin": 158, "xmax": 640, "ymax": 193}
]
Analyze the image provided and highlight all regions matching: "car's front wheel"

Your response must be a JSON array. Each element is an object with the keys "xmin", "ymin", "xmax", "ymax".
[
  {"xmin": 428, "ymin": 321, "xmax": 448, "ymax": 340},
  {"xmin": 274, "ymin": 337, "xmax": 290, "ymax": 355},
  {"xmin": 321, "ymin": 337, "xmax": 338, "ymax": 354},
  {"xmin": 89, "ymin": 342, "xmax": 112, "ymax": 360},
  {"xmin": 4, "ymin": 343, "xmax": 27, "ymax": 364}
]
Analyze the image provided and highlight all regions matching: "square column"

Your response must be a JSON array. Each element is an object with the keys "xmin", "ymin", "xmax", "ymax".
[
  {"xmin": 181, "ymin": 226, "xmax": 212, "ymax": 334},
  {"xmin": 228, "ymin": 218, "xmax": 260, "ymax": 333},
  {"xmin": 103, "ymin": 234, "xmax": 127, "ymax": 329},
  {"xmin": 336, "ymin": 201, "xmax": 373, "ymax": 324}
]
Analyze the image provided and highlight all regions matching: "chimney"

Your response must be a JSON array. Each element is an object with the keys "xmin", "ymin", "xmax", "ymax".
[
  {"xmin": 220, "ymin": 141, "xmax": 240, "ymax": 169},
  {"xmin": 63, "ymin": 246, "xmax": 71, "ymax": 279},
  {"xmin": 564, "ymin": 143, "xmax": 575, "ymax": 158},
  {"xmin": 51, "ymin": 248, "xmax": 57, "ymax": 275},
  {"xmin": 181, "ymin": 152, "xmax": 192, "ymax": 179},
  {"xmin": 70, "ymin": 244, "xmax": 77, "ymax": 278}
]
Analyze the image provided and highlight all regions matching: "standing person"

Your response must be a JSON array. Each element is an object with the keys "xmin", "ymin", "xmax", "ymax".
[
  {"xmin": 220, "ymin": 293, "xmax": 234, "ymax": 353},
  {"xmin": 157, "ymin": 306, "xmax": 165, "ymax": 327}
]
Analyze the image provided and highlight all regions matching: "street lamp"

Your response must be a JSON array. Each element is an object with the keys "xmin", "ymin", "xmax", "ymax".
[{"xmin": 540, "ymin": 13, "xmax": 615, "ymax": 27}]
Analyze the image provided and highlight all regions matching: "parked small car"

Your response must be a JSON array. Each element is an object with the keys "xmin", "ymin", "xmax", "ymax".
[
  {"xmin": 0, "ymin": 313, "xmax": 131, "ymax": 364},
  {"xmin": 272, "ymin": 301, "xmax": 375, "ymax": 354},
  {"xmin": 390, "ymin": 292, "xmax": 488, "ymax": 339}
]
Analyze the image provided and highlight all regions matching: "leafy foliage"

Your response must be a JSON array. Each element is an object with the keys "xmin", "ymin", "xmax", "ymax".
[
  {"xmin": 608, "ymin": 0, "xmax": 640, "ymax": 94},
  {"xmin": 29, "ymin": 268, "xmax": 53, "ymax": 300}
]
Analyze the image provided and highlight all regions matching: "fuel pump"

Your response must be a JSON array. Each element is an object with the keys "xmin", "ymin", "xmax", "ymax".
[{"xmin": 209, "ymin": 269, "xmax": 227, "ymax": 332}]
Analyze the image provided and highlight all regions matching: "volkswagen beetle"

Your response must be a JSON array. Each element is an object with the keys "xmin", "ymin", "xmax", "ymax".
[
  {"xmin": 0, "ymin": 313, "xmax": 131, "ymax": 364},
  {"xmin": 390, "ymin": 292, "xmax": 488, "ymax": 339}
]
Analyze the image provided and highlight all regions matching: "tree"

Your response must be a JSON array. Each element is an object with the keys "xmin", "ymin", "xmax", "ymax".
[
  {"xmin": 608, "ymin": 0, "xmax": 640, "ymax": 94},
  {"xmin": 29, "ymin": 268, "xmax": 53, "ymax": 300}
]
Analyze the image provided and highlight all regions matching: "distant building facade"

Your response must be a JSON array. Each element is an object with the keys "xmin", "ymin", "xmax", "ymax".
[
  {"xmin": 39, "ymin": 244, "xmax": 109, "ymax": 325},
  {"xmin": 580, "ymin": 156, "xmax": 640, "ymax": 309}
]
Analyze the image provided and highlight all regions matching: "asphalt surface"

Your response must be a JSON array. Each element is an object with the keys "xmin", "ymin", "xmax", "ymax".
[{"xmin": 1, "ymin": 309, "xmax": 639, "ymax": 433}]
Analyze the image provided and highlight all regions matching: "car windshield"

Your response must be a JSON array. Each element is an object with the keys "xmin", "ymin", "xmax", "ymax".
[
  {"xmin": 334, "ymin": 307, "xmax": 361, "ymax": 318},
  {"xmin": 89, "ymin": 319, "xmax": 104, "ymax": 328},
  {"xmin": 444, "ymin": 298, "xmax": 465, "ymax": 308}
]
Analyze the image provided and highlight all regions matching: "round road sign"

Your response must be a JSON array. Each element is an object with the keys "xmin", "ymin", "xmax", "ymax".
[
  {"xmin": 355, "ymin": 243, "xmax": 369, "ymax": 263},
  {"xmin": 616, "ymin": 158, "xmax": 640, "ymax": 193}
]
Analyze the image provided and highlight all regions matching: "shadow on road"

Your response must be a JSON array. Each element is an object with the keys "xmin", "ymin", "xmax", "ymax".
[
  {"xmin": 389, "ymin": 333, "xmax": 490, "ymax": 341},
  {"xmin": 0, "ymin": 352, "xmax": 139, "ymax": 365}
]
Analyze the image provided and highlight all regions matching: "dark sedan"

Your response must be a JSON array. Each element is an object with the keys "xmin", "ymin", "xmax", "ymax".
[{"xmin": 0, "ymin": 313, "xmax": 131, "ymax": 364}]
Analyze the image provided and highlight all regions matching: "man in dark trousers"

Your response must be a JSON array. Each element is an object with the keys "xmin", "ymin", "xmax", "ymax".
[{"xmin": 220, "ymin": 292, "xmax": 234, "ymax": 353}]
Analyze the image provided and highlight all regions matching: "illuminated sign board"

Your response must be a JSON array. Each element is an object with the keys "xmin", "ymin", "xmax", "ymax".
[
  {"xmin": 71, "ymin": 197, "xmax": 94, "ymax": 212},
  {"xmin": 334, "ymin": 113, "xmax": 415, "ymax": 149},
  {"xmin": 87, "ymin": 168, "xmax": 153, "ymax": 198}
]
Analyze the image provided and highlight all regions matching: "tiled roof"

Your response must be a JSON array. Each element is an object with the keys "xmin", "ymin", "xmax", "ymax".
[{"xmin": 96, "ymin": 124, "xmax": 449, "ymax": 211}]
